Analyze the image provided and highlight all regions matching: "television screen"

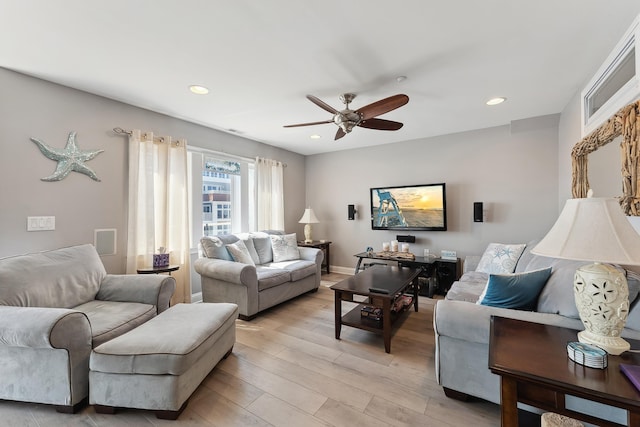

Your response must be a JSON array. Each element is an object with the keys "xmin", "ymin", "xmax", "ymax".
[{"xmin": 370, "ymin": 183, "xmax": 447, "ymax": 231}]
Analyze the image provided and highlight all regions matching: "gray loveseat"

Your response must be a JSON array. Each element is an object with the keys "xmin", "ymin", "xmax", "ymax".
[
  {"xmin": 434, "ymin": 240, "xmax": 640, "ymax": 424},
  {"xmin": 194, "ymin": 231, "xmax": 323, "ymax": 320},
  {"xmin": 0, "ymin": 244, "xmax": 175, "ymax": 413}
]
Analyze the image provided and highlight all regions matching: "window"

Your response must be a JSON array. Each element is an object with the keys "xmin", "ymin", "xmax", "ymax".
[
  {"xmin": 582, "ymin": 15, "xmax": 640, "ymax": 136},
  {"xmin": 188, "ymin": 149, "xmax": 255, "ymax": 248}
]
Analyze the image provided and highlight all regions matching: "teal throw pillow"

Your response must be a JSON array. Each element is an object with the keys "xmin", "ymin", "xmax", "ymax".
[{"xmin": 479, "ymin": 267, "xmax": 552, "ymax": 311}]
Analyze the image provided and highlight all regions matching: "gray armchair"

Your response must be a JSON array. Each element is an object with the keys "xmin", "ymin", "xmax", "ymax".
[{"xmin": 0, "ymin": 244, "xmax": 175, "ymax": 412}]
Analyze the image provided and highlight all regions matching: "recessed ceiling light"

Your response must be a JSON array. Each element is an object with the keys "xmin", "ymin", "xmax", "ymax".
[
  {"xmin": 189, "ymin": 85, "xmax": 209, "ymax": 95},
  {"xmin": 486, "ymin": 97, "xmax": 506, "ymax": 106},
  {"xmin": 310, "ymin": 134, "xmax": 321, "ymax": 139}
]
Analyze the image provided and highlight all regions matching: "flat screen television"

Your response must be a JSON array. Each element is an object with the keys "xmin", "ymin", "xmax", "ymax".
[{"xmin": 370, "ymin": 183, "xmax": 447, "ymax": 231}]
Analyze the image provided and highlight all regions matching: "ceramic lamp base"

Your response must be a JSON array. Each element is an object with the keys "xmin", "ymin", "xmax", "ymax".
[
  {"xmin": 574, "ymin": 262, "xmax": 630, "ymax": 355},
  {"xmin": 577, "ymin": 330, "xmax": 630, "ymax": 356},
  {"xmin": 304, "ymin": 223, "xmax": 312, "ymax": 244}
]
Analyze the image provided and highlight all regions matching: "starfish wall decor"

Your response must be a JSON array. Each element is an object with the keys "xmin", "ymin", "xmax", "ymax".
[{"xmin": 29, "ymin": 131, "xmax": 104, "ymax": 182}]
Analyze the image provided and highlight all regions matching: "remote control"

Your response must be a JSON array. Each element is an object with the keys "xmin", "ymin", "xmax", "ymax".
[{"xmin": 369, "ymin": 287, "xmax": 390, "ymax": 294}]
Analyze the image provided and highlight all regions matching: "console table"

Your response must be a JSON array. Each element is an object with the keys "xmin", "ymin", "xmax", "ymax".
[
  {"xmin": 489, "ymin": 316, "xmax": 640, "ymax": 427},
  {"xmin": 298, "ymin": 240, "xmax": 331, "ymax": 273},
  {"xmin": 353, "ymin": 252, "xmax": 461, "ymax": 296}
]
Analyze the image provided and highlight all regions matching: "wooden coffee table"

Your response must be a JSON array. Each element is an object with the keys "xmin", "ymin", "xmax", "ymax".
[
  {"xmin": 330, "ymin": 265, "xmax": 420, "ymax": 353},
  {"xmin": 489, "ymin": 316, "xmax": 640, "ymax": 427}
]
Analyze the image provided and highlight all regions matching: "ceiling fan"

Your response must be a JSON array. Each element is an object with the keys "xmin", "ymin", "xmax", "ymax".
[{"xmin": 284, "ymin": 93, "xmax": 409, "ymax": 140}]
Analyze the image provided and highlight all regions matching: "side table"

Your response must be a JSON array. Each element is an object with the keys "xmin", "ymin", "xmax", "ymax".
[
  {"xmin": 137, "ymin": 265, "xmax": 180, "ymax": 275},
  {"xmin": 489, "ymin": 316, "xmax": 640, "ymax": 426},
  {"xmin": 298, "ymin": 240, "xmax": 331, "ymax": 273}
]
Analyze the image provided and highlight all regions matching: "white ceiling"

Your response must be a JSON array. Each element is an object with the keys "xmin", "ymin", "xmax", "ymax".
[{"xmin": 2, "ymin": 1, "xmax": 640, "ymax": 155}]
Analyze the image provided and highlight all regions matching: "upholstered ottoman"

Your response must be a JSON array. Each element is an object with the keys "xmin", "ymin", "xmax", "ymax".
[{"xmin": 89, "ymin": 302, "xmax": 238, "ymax": 419}]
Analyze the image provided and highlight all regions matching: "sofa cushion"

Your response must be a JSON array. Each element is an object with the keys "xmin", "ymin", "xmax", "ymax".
[
  {"xmin": 478, "ymin": 267, "xmax": 552, "ymax": 310},
  {"xmin": 251, "ymin": 232, "xmax": 274, "ymax": 264},
  {"xmin": 0, "ymin": 244, "xmax": 106, "ymax": 308},
  {"xmin": 532, "ymin": 258, "xmax": 592, "ymax": 318},
  {"xmin": 514, "ymin": 239, "xmax": 540, "ymax": 273},
  {"xmin": 226, "ymin": 240, "xmax": 256, "ymax": 266},
  {"xmin": 74, "ymin": 300, "xmax": 156, "ymax": 347},
  {"xmin": 476, "ymin": 243, "xmax": 526, "ymax": 274},
  {"xmin": 255, "ymin": 267, "xmax": 291, "ymax": 291},
  {"xmin": 445, "ymin": 271, "xmax": 489, "ymax": 302},
  {"xmin": 270, "ymin": 233, "xmax": 300, "ymax": 262},
  {"xmin": 270, "ymin": 260, "xmax": 317, "ymax": 281},
  {"xmin": 200, "ymin": 236, "xmax": 234, "ymax": 261}
]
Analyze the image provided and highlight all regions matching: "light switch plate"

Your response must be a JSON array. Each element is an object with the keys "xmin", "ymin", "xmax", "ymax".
[{"xmin": 27, "ymin": 216, "xmax": 55, "ymax": 231}]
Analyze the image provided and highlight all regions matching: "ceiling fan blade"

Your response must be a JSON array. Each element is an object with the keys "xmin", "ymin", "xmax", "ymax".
[
  {"xmin": 358, "ymin": 118, "xmax": 404, "ymax": 131},
  {"xmin": 334, "ymin": 128, "xmax": 346, "ymax": 140},
  {"xmin": 357, "ymin": 94, "xmax": 409, "ymax": 120},
  {"xmin": 307, "ymin": 95, "xmax": 339, "ymax": 114},
  {"xmin": 283, "ymin": 119, "xmax": 333, "ymax": 128}
]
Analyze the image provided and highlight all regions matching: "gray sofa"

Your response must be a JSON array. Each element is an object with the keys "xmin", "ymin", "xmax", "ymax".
[
  {"xmin": 434, "ymin": 240, "xmax": 640, "ymax": 424},
  {"xmin": 0, "ymin": 244, "xmax": 175, "ymax": 413},
  {"xmin": 194, "ymin": 231, "xmax": 323, "ymax": 320}
]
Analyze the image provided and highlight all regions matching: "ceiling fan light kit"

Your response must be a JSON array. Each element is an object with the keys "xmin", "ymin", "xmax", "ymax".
[{"xmin": 284, "ymin": 93, "xmax": 409, "ymax": 140}]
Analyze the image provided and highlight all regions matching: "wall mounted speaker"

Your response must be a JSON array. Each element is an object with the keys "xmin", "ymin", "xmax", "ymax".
[
  {"xmin": 473, "ymin": 202, "xmax": 484, "ymax": 222},
  {"xmin": 94, "ymin": 228, "xmax": 117, "ymax": 255},
  {"xmin": 396, "ymin": 235, "xmax": 416, "ymax": 243},
  {"xmin": 348, "ymin": 204, "xmax": 357, "ymax": 220}
]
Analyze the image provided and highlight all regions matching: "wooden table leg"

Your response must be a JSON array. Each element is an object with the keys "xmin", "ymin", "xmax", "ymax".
[
  {"xmin": 500, "ymin": 377, "xmax": 518, "ymax": 427},
  {"xmin": 334, "ymin": 290, "xmax": 342, "ymax": 340},
  {"xmin": 412, "ymin": 278, "xmax": 419, "ymax": 312},
  {"xmin": 383, "ymin": 298, "xmax": 392, "ymax": 353}
]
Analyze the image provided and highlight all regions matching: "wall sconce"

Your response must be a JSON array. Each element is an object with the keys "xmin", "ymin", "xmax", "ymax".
[
  {"xmin": 474, "ymin": 202, "xmax": 484, "ymax": 222},
  {"xmin": 348, "ymin": 204, "xmax": 357, "ymax": 220}
]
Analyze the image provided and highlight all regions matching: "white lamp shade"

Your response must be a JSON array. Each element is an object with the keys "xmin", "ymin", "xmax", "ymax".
[
  {"xmin": 531, "ymin": 197, "xmax": 640, "ymax": 265},
  {"xmin": 298, "ymin": 208, "xmax": 319, "ymax": 224}
]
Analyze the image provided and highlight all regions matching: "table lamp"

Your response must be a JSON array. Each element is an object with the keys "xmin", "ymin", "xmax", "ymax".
[
  {"xmin": 298, "ymin": 207, "xmax": 319, "ymax": 244},
  {"xmin": 531, "ymin": 196, "xmax": 640, "ymax": 355}
]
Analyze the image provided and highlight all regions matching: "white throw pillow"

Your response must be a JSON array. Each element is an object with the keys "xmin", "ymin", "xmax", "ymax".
[
  {"xmin": 270, "ymin": 233, "xmax": 300, "ymax": 262},
  {"xmin": 476, "ymin": 243, "xmax": 526, "ymax": 274},
  {"xmin": 226, "ymin": 240, "xmax": 255, "ymax": 265}
]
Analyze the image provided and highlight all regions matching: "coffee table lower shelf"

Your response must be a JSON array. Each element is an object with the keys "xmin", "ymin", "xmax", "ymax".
[{"xmin": 341, "ymin": 303, "xmax": 409, "ymax": 333}]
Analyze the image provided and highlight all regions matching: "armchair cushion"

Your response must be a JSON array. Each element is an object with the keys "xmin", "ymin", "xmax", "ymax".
[
  {"xmin": 74, "ymin": 300, "xmax": 156, "ymax": 347},
  {"xmin": 0, "ymin": 244, "xmax": 106, "ymax": 308}
]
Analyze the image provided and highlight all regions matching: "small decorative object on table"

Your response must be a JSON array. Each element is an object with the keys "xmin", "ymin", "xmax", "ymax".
[
  {"xmin": 361, "ymin": 306, "xmax": 382, "ymax": 321},
  {"xmin": 374, "ymin": 251, "xmax": 415, "ymax": 261},
  {"xmin": 153, "ymin": 247, "xmax": 170, "ymax": 268},
  {"xmin": 567, "ymin": 341, "xmax": 607, "ymax": 369}
]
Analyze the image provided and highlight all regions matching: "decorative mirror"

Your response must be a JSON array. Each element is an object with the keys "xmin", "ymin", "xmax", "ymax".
[{"xmin": 572, "ymin": 100, "xmax": 640, "ymax": 215}]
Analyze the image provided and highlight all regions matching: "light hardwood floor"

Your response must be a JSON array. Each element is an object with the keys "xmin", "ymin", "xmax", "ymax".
[{"xmin": 0, "ymin": 273, "xmax": 500, "ymax": 426}]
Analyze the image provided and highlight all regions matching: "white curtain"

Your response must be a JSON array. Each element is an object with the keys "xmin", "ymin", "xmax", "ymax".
[
  {"xmin": 256, "ymin": 157, "xmax": 284, "ymax": 231},
  {"xmin": 126, "ymin": 130, "xmax": 191, "ymax": 304}
]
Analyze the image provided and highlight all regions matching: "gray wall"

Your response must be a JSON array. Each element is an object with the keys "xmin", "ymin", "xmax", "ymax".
[
  {"xmin": 304, "ymin": 114, "xmax": 561, "ymax": 272},
  {"xmin": 0, "ymin": 68, "xmax": 306, "ymax": 273}
]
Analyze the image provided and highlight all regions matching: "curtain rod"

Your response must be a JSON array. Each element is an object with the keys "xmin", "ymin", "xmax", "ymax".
[
  {"xmin": 113, "ymin": 127, "xmax": 176, "ymax": 145},
  {"xmin": 114, "ymin": 127, "xmax": 286, "ymax": 167}
]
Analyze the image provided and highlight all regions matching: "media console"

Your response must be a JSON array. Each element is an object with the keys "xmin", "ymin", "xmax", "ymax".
[{"xmin": 353, "ymin": 252, "xmax": 461, "ymax": 297}]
